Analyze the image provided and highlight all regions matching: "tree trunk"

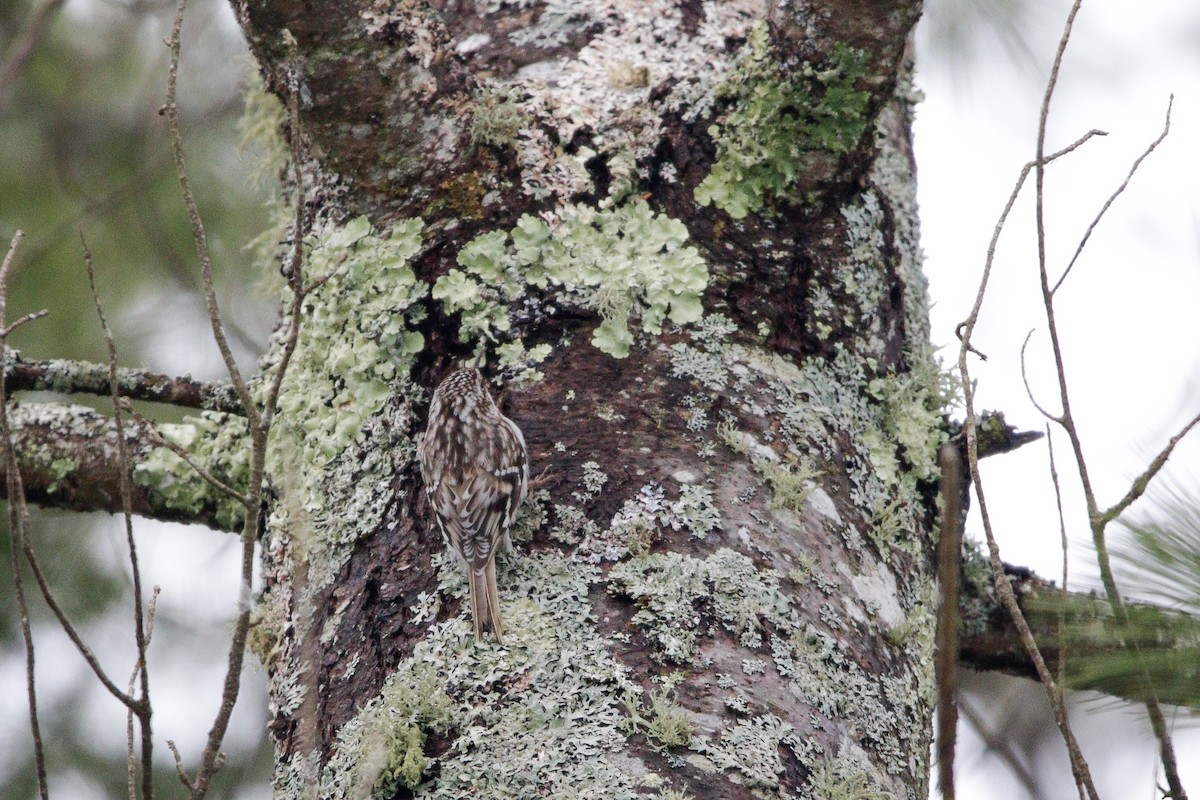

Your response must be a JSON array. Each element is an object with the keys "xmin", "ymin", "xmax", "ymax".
[{"xmin": 235, "ymin": 1, "xmax": 935, "ymax": 798}]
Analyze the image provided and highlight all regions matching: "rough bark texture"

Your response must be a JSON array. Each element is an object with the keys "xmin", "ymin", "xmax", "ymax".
[{"xmin": 237, "ymin": 1, "xmax": 938, "ymax": 798}]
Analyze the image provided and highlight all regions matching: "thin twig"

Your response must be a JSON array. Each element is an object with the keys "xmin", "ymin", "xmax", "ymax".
[
  {"xmin": 260, "ymin": 29, "xmax": 310, "ymax": 434},
  {"xmin": 166, "ymin": 0, "xmax": 262, "ymax": 792},
  {"xmin": 127, "ymin": 587, "xmax": 161, "ymax": 800},
  {"xmin": 954, "ymin": 2, "xmax": 1100, "ymax": 796},
  {"xmin": 121, "ymin": 399, "xmax": 250, "ymax": 506},
  {"xmin": 4, "ymin": 309, "xmax": 49, "ymax": 336},
  {"xmin": 1101, "ymin": 411, "xmax": 1200, "ymax": 526},
  {"xmin": 1051, "ymin": 97, "xmax": 1173, "ymax": 296},
  {"xmin": 163, "ymin": 0, "xmax": 260, "ymax": 433},
  {"xmin": 1046, "ymin": 428, "xmax": 1085, "ymax": 800},
  {"xmin": 1032, "ymin": 3, "xmax": 1187, "ymax": 792},
  {"xmin": 85, "ymin": 234, "xmax": 154, "ymax": 800},
  {"xmin": 1019, "ymin": 330, "xmax": 1062, "ymax": 423},
  {"xmin": 167, "ymin": 11, "xmax": 312, "ymax": 800},
  {"xmin": 959, "ymin": 130, "xmax": 1104, "ymax": 346},
  {"xmin": 168, "ymin": 740, "xmax": 193, "ymax": 788},
  {"xmin": 0, "ymin": 230, "xmax": 49, "ymax": 800},
  {"xmin": 0, "ymin": 230, "xmax": 25, "ymax": 283}
]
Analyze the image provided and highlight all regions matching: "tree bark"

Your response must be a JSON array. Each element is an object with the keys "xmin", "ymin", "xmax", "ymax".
[{"xmin": 231, "ymin": 1, "xmax": 939, "ymax": 798}]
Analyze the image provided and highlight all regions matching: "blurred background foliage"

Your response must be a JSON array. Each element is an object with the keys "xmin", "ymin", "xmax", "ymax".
[
  {"xmin": 0, "ymin": 0, "xmax": 275, "ymax": 374},
  {"xmin": 1, "ymin": 0, "xmax": 275, "ymax": 797}
]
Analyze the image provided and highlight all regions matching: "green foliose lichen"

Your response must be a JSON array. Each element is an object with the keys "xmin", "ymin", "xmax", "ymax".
[
  {"xmin": 133, "ymin": 411, "xmax": 251, "ymax": 531},
  {"xmin": 270, "ymin": 215, "xmax": 426, "ymax": 466},
  {"xmin": 436, "ymin": 199, "xmax": 708, "ymax": 358},
  {"xmin": 695, "ymin": 23, "xmax": 870, "ymax": 219},
  {"xmin": 621, "ymin": 675, "xmax": 694, "ymax": 753}
]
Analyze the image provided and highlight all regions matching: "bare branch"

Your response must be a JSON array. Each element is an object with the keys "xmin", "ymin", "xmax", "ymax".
[
  {"xmin": 168, "ymin": 13, "xmax": 311, "ymax": 800},
  {"xmin": 0, "ymin": 401, "xmax": 242, "ymax": 530},
  {"xmin": 5, "ymin": 350, "xmax": 245, "ymax": 414},
  {"xmin": 1, "ymin": 230, "xmax": 25, "ymax": 284},
  {"xmin": 952, "ymin": 2, "xmax": 1099, "ymax": 796},
  {"xmin": 4, "ymin": 309, "xmax": 48, "ymax": 336},
  {"xmin": 0, "ymin": 230, "xmax": 48, "ymax": 800},
  {"xmin": 168, "ymin": 740, "xmax": 193, "ymax": 789},
  {"xmin": 163, "ymin": 0, "xmax": 261, "ymax": 432},
  {"xmin": 128, "ymin": 587, "xmax": 161, "ymax": 800},
  {"xmin": 1102, "ymin": 411, "xmax": 1200, "ymax": 526},
  {"xmin": 1052, "ymin": 97, "xmax": 1173, "ymax": 295},
  {"xmin": 957, "ymin": 128, "xmax": 1105, "ymax": 357},
  {"xmin": 1046, "ymin": 427, "xmax": 1070, "ymax": 687},
  {"xmin": 85, "ymin": 235, "xmax": 154, "ymax": 800},
  {"xmin": 1032, "ymin": 4, "xmax": 1187, "ymax": 791}
]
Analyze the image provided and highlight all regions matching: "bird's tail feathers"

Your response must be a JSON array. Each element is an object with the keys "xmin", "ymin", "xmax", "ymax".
[{"xmin": 469, "ymin": 561, "xmax": 504, "ymax": 642}]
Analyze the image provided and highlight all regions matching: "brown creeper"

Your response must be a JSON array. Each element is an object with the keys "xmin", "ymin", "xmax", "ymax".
[{"xmin": 418, "ymin": 366, "xmax": 528, "ymax": 641}]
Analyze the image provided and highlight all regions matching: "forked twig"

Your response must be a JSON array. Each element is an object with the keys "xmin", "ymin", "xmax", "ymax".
[
  {"xmin": 1051, "ymin": 97, "xmax": 1174, "ymax": 296},
  {"xmin": 1032, "ymin": 6, "xmax": 1186, "ymax": 792},
  {"xmin": 127, "ymin": 587, "xmax": 161, "ymax": 800},
  {"xmin": 163, "ymin": 0, "xmax": 260, "ymax": 434},
  {"xmin": 165, "ymin": 4, "xmax": 312, "ymax": 797},
  {"xmin": 955, "ymin": 1, "xmax": 1099, "ymax": 797}
]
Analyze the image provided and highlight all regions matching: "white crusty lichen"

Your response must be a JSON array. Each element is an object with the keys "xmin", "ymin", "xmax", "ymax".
[
  {"xmin": 692, "ymin": 713, "xmax": 815, "ymax": 790},
  {"xmin": 607, "ymin": 548, "xmax": 796, "ymax": 664},
  {"xmin": 317, "ymin": 555, "xmax": 647, "ymax": 799},
  {"xmin": 459, "ymin": 0, "xmax": 761, "ymax": 204},
  {"xmin": 669, "ymin": 313, "xmax": 945, "ymax": 562}
]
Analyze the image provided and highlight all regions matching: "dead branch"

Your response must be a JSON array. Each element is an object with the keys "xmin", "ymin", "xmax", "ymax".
[
  {"xmin": 954, "ymin": 2, "xmax": 1100, "ymax": 797},
  {"xmin": 4, "ymin": 349, "xmax": 244, "ymax": 414}
]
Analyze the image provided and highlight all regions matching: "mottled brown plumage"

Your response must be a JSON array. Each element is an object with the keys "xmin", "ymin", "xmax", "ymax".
[{"xmin": 418, "ymin": 367, "xmax": 528, "ymax": 640}]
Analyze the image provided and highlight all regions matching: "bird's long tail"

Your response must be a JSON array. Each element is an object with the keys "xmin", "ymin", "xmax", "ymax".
[{"xmin": 469, "ymin": 560, "xmax": 504, "ymax": 641}]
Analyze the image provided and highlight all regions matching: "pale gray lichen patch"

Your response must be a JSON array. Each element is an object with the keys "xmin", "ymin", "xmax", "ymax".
[
  {"xmin": 670, "ymin": 315, "xmax": 945, "ymax": 564},
  {"xmin": 466, "ymin": 0, "xmax": 760, "ymax": 203},
  {"xmin": 319, "ymin": 555, "xmax": 647, "ymax": 799},
  {"xmin": 607, "ymin": 548, "xmax": 796, "ymax": 664},
  {"xmin": 801, "ymin": 741, "xmax": 898, "ymax": 800},
  {"xmin": 261, "ymin": 215, "xmax": 428, "ymax": 594},
  {"xmin": 692, "ymin": 712, "xmax": 817, "ymax": 790}
]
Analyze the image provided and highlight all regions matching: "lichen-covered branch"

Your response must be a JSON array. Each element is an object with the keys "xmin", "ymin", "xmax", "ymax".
[
  {"xmin": 5, "ymin": 349, "xmax": 244, "ymax": 414},
  {"xmin": 1, "ymin": 401, "xmax": 246, "ymax": 531}
]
